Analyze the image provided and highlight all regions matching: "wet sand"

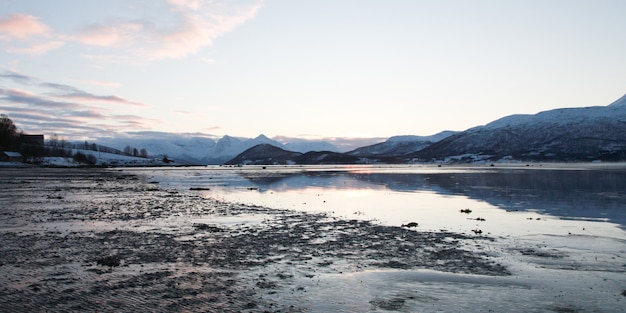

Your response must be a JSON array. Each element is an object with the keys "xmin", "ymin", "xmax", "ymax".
[{"xmin": 0, "ymin": 168, "xmax": 508, "ymax": 312}]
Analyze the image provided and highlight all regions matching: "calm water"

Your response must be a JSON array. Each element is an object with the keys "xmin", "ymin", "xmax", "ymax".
[
  {"xmin": 128, "ymin": 164, "xmax": 626, "ymax": 312},
  {"xmin": 133, "ymin": 163, "xmax": 626, "ymax": 238}
]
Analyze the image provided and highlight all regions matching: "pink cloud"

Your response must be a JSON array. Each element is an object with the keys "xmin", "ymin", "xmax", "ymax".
[
  {"xmin": 74, "ymin": 23, "xmax": 143, "ymax": 47},
  {"xmin": 55, "ymin": 92, "xmax": 149, "ymax": 107},
  {"xmin": 0, "ymin": 87, "xmax": 81, "ymax": 109},
  {"xmin": 0, "ymin": 71, "xmax": 157, "ymax": 139},
  {"xmin": 1, "ymin": 2, "xmax": 263, "ymax": 60},
  {"xmin": 7, "ymin": 40, "xmax": 64, "ymax": 55},
  {"xmin": 0, "ymin": 88, "xmax": 35, "ymax": 98},
  {"xmin": 149, "ymin": 2, "xmax": 262, "ymax": 59},
  {"xmin": 149, "ymin": 13, "xmax": 212, "ymax": 59},
  {"xmin": 174, "ymin": 110, "xmax": 194, "ymax": 115},
  {"xmin": 201, "ymin": 126, "xmax": 223, "ymax": 132},
  {"xmin": 81, "ymin": 53, "xmax": 133, "ymax": 65},
  {"xmin": 0, "ymin": 13, "xmax": 51, "ymax": 40}
]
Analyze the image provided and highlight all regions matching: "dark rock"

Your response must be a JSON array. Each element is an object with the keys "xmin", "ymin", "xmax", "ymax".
[
  {"xmin": 96, "ymin": 255, "xmax": 120, "ymax": 267},
  {"xmin": 193, "ymin": 223, "xmax": 223, "ymax": 232}
]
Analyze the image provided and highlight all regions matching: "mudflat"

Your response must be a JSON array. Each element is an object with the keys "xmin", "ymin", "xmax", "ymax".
[{"xmin": 0, "ymin": 168, "xmax": 507, "ymax": 312}]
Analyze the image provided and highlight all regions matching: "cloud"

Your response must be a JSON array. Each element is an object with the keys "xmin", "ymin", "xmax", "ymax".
[
  {"xmin": 147, "ymin": 2, "xmax": 263, "ymax": 60},
  {"xmin": 0, "ymin": 87, "xmax": 81, "ymax": 109},
  {"xmin": 0, "ymin": 70, "xmax": 155, "ymax": 139},
  {"xmin": 0, "ymin": 14, "xmax": 63, "ymax": 55},
  {"xmin": 104, "ymin": 1, "xmax": 263, "ymax": 61},
  {"xmin": 77, "ymin": 79, "xmax": 121, "ymax": 88},
  {"xmin": 148, "ymin": 13, "xmax": 214, "ymax": 59},
  {"xmin": 6, "ymin": 40, "xmax": 65, "ymax": 55},
  {"xmin": 80, "ymin": 53, "xmax": 133, "ymax": 65},
  {"xmin": 78, "ymin": 0, "xmax": 264, "ymax": 60},
  {"xmin": 0, "ymin": 13, "xmax": 51, "ymax": 40},
  {"xmin": 74, "ymin": 23, "xmax": 143, "ymax": 47},
  {"xmin": 39, "ymin": 81, "xmax": 148, "ymax": 107},
  {"xmin": 55, "ymin": 92, "xmax": 148, "ymax": 107},
  {"xmin": 112, "ymin": 130, "xmax": 218, "ymax": 140},
  {"xmin": 6, "ymin": 113, "xmax": 114, "ymax": 136},
  {"xmin": 114, "ymin": 115, "xmax": 159, "ymax": 128},
  {"xmin": 200, "ymin": 126, "xmax": 222, "ymax": 132},
  {"xmin": 0, "ymin": 70, "xmax": 37, "ymax": 84},
  {"xmin": 1, "ymin": 1, "xmax": 263, "ymax": 60},
  {"xmin": 39, "ymin": 82, "xmax": 81, "ymax": 93},
  {"xmin": 60, "ymin": 109, "xmax": 108, "ymax": 119}
]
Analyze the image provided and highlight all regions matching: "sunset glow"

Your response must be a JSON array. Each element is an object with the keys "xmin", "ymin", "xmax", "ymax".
[{"xmin": 1, "ymin": 0, "xmax": 625, "ymax": 141}]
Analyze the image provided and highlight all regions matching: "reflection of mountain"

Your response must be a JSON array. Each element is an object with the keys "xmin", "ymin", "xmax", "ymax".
[
  {"xmin": 237, "ymin": 171, "xmax": 387, "ymax": 191},
  {"xmin": 236, "ymin": 169, "xmax": 626, "ymax": 227},
  {"xmin": 413, "ymin": 170, "xmax": 626, "ymax": 227}
]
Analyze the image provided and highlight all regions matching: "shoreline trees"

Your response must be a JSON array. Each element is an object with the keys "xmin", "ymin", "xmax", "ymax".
[{"xmin": 1, "ymin": 114, "xmax": 151, "ymax": 165}]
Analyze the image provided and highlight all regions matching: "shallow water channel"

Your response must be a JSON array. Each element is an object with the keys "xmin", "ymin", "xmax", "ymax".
[{"xmin": 129, "ymin": 163, "xmax": 626, "ymax": 312}]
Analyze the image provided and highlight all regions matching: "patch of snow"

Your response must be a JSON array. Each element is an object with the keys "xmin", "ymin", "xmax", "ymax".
[
  {"xmin": 387, "ymin": 131, "xmax": 457, "ymax": 143},
  {"xmin": 481, "ymin": 103, "xmax": 625, "ymax": 130},
  {"xmin": 443, "ymin": 154, "xmax": 493, "ymax": 163},
  {"xmin": 70, "ymin": 149, "xmax": 161, "ymax": 166},
  {"xmin": 97, "ymin": 133, "xmax": 215, "ymax": 162},
  {"xmin": 40, "ymin": 157, "xmax": 79, "ymax": 167},
  {"xmin": 481, "ymin": 114, "xmax": 533, "ymax": 129},
  {"xmin": 213, "ymin": 135, "xmax": 283, "ymax": 159}
]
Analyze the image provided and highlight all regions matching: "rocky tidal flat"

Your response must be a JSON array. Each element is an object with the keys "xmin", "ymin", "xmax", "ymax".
[{"xmin": 0, "ymin": 168, "xmax": 509, "ymax": 312}]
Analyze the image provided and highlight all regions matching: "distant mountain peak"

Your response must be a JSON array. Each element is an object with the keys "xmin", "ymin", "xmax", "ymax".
[
  {"xmin": 254, "ymin": 134, "xmax": 271, "ymax": 140},
  {"xmin": 608, "ymin": 93, "xmax": 626, "ymax": 107},
  {"xmin": 218, "ymin": 135, "xmax": 238, "ymax": 142}
]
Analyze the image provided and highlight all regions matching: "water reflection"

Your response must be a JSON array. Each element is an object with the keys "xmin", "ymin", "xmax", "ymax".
[{"xmin": 233, "ymin": 167, "xmax": 626, "ymax": 228}]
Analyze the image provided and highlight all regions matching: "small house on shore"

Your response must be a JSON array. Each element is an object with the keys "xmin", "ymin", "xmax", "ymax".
[{"xmin": 0, "ymin": 151, "xmax": 22, "ymax": 162}]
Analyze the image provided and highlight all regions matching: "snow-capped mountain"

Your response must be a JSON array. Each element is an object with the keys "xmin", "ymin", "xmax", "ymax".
[
  {"xmin": 97, "ymin": 132, "xmax": 217, "ymax": 164},
  {"xmin": 225, "ymin": 131, "xmax": 460, "ymax": 165},
  {"xmin": 347, "ymin": 131, "xmax": 457, "ymax": 157},
  {"xmin": 411, "ymin": 94, "xmax": 626, "ymax": 162},
  {"xmin": 94, "ymin": 93, "xmax": 626, "ymax": 165},
  {"xmin": 96, "ymin": 132, "xmax": 343, "ymax": 164},
  {"xmin": 205, "ymin": 134, "xmax": 288, "ymax": 164}
]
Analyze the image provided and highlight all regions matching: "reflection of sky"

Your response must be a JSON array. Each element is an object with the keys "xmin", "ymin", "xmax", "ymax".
[{"xmin": 135, "ymin": 165, "xmax": 626, "ymax": 236}]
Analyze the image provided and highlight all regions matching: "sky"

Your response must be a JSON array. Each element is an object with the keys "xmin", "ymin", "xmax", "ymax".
[{"xmin": 1, "ymin": 0, "xmax": 626, "ymax": 142}]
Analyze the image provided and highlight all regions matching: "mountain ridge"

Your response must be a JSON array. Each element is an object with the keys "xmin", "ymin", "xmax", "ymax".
[
  {"xmin": 410, "ymin": 96, "xmax": 626, "ymax": 162},
  {"xmin": 224, "ymin": 144, "xmax": 362, "ymax": 165},
  {"xmin": 224, "ymin": 93, "xmax": 626, "ymax": 165},
  {"xmin": 94, "ymin": 93, "xmax": 626, "ymax": 165},
  {"xmin": 96, "ymin": 133, "xmax": 385, "ymax": 165}
]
